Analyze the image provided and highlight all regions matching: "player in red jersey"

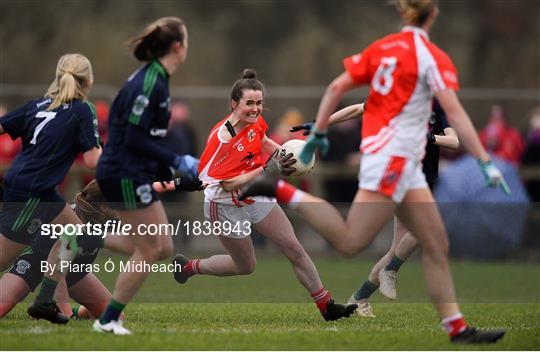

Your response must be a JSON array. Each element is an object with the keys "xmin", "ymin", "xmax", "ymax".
[
  {"xmin": 241, "ymin": 0, "xmax": 508, "ymax": 344},
  {"xmin": 172, "ymin": 69, "xmax": 357, "ymax": 321}
]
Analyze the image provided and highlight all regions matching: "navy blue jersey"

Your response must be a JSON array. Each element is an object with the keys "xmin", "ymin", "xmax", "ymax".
[
  {"xmin": 97, "ymin": 60, "xmax": 172, "ymax": 182},
  {"xmin": 422, "ymin": 100, "xmax": 450, "ymax": 183},
  {"xmin": 0, "ymin": 98, "xmax": 99, "ymax": 194}
]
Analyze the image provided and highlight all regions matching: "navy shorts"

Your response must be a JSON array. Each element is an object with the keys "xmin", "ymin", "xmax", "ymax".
[
  {"xmin": 426, "ymin": 175, "xmax": 438, "ymax": 191},
  {"xmin": 8, "ymin": 234, "xmax": 98, "ymax": 291},
  {"xmin": 0, "ymin": 186, "xmax": 66, "ymax": 246},
  {"xmin": 97, "ymin": 178, "xmax": 159, "ymax": 210}
]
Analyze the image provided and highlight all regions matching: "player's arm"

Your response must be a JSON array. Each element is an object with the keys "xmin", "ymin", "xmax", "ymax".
[
  {"xmin": 220, "ymin": 167, "xmax": 264, "ymax": 192},
  {"xmin": 82, "ymin": 147, "xmax": 102, "ymax": 170},
  {"xmin": 261, "ymin": 135, "xmax": 281, "ymax": 154},
  {"xmin": 0, "ymin": 124, "xmax": 4, "ymax": 135},
  {"xmin": 436, "ymin": 89, "xmax": 509, "ymax": 193},
  {"xmin": 152, "ymin": 176, "xmax": 204, "ymax": 193},
  {"xmin": 314, "ymin": 72, "xmax": 357, "ymax": 132},
  {"xmin": 290, "ymin": 103, "xmax": 365, "ymax": 135},
  {"xmin": 433, "ymin": 127, "xmax": 459, "ymax": 150},
  {"xmin": 435, "ymin": 90, "xmax": 488, "ymax": 161},
  {"xmin": 328, "ymin": 103, "xmax": 365, "ymax": 126}
]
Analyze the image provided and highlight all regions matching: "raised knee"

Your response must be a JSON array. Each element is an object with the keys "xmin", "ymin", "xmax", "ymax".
[
  {"xmin": 335, "ymin": 238, "xmax": 366, "ymax": 257},
  {"xmin": 138, "ymin": 247, "xmax": 161, "ymax": 263}
]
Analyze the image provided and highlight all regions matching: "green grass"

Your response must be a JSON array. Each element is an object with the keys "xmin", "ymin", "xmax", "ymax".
[{"xmin": 1, "ymin": 257, "xmax": 539, "ymax": 350}]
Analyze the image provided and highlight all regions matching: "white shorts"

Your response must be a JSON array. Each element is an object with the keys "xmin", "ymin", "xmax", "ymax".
[
  {"xmin": 359, "ymin": 154, "xmax": 427, "ymax": 203},
  {"xmin": 203, "ymin": 197, "xmax": 276, "ymax": 239}
]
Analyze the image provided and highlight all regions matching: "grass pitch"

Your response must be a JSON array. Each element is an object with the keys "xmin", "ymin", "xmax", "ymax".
[{"xmin": 1, "ymin": 257, "xmax": 539, "ymax": 350}]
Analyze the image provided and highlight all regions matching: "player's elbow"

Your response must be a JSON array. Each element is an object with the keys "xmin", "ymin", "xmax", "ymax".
[
  {"xmin": 83, "ymin": 147, "xmax": 101, "ymax": 170},
  {"xmin": 449, "ymin": 137, "xmax": 459, "ymax": 150}
]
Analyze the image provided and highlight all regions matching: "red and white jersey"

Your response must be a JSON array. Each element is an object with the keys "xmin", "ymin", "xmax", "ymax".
[
  {"xmin": 198, "ymin": 115, "xmax": 268, "ymax": 204},
  {"xmin": 344, "ymin": 26, "xmax": 459, "ymax": 161}
]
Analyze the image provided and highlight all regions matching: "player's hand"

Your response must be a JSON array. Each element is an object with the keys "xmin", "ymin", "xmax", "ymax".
[
  {"xmin": 289, "ymin": 121, "xmax": 314, "ymax": 136},
  {"xmin": 427, "ymin": 130, "xmax": 436, "ymax": 145},
  {"xmin": 478, "ymin": 159, "xmax": 511, "ymax": 195},
  {"xmin": 300, "ymin": 129, "xmax": 329, "ymax": 164},
  {"xmin": 264, "ymin": 149, "xmax": 297, "ymax": 177},
  {"xmin": 173, "ymin": 155, "xmax": 200, "ymax": 179},
  {"xmin": 173, "ymin": 175, "xmax": 205, "ymax": 192}
]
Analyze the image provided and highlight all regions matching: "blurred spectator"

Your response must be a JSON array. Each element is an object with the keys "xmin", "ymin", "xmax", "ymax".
[
  {"xmin": 269, "ymin": 108, "xmax": 306, "ymax": 145},
  {"xmin": 158, "ymin": 99, "xmax": 197, "ymax": 156},
  {"xmin": 95, "ymin": 99, "xmax": 110, "ymax": 143},
  {"xmin": 0, "ymin": 104, "xmax": 21, "ymax": 168},
  {"xmin": 521, "ymin": 105, "xmax": 540, "ymax": 201},
  {"xmin": 479, "ymin": 104, "xmax": 524, "ymax": 165}
]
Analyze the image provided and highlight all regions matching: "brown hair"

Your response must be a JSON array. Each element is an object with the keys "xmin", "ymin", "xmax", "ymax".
[
  {"xmin": 74, "ymin": 180, "xmax": 115, "ymax": 224},
  {"xmin": 396, "ymin": 0, "xmax": 436, "ymax": 26},
  {"xmin": 45, "ymin": 53, "xmax": 93, "ymax": 111},
  {"xmin": 129, "ymin": 17, "xmax": 186, "ymax": 61},
  {"xmin": 230, "ymin": 69, "xmax": 265, "ymax": 106}
]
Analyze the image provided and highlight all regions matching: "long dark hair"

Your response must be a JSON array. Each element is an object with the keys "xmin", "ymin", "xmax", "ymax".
[{"xmin": 129, "ymin": 17, "xmax": 186, "ymax": 61}]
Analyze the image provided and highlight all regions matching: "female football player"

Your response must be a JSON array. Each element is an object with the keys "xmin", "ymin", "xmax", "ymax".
[
  {"xmin": 90, "ymin": 17, "xmax": 198, "ymax": 335},
  {"xmin": 172, "ymin": 69, "xmax": 357, "ymax": 322},
  {"xmin": 1, "ymin": 177, "xmax": 191, "ymax": 320},
  {"xmin": 0, "ymin": 53, "xmax": 101, "ymax": 323},
  {"xmin": 0, "ymin": 180, "xmax": 121, "ymax": 320},
  {"xmin": 291, "ymin": 100, "xmax": 459, "ymax": 317},
  {"xmin": 241, "ymin": 0, "xmax": 507, "ymax": 344}
]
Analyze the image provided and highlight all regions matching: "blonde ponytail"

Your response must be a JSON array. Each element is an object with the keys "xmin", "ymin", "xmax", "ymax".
[
  {"xmin": 46, "ymin": 53, "xmax": 93, "ymax": 111},
  {"xmin": 396, "ymin": 0, "xmax": 436, "ymax": 26}
]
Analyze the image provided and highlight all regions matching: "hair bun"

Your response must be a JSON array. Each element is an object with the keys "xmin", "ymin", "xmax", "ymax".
[{"xmin": 242, "ymin": 68, "xmax": 257, "ymax": 79}]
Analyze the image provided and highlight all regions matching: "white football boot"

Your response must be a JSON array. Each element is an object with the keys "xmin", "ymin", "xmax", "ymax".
[
  {"xmin": 93, "ymin": 319, "xmax": 132, "ymax": 335},
  {"xmin": 348, "ymin": 293, "xmax": 375, "ymax": 318},
  {"xmin": 378, "ymin": 269, "xmax": 398, "ymax": 300}
]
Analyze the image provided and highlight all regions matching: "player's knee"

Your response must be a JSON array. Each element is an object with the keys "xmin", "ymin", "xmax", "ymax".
[
  {"xmin": 335, "ymin": 237, "xmax": 366, "ymax": 257},
  {"xmin": 138, "ymin": 246, "xmax": 161, "ymax": 262},
  {"xmin": 336, "ymin": 244, "xmax": 358, "ymax": 257},
  {"xmin": 424, "ymin": 239, "xmax": 449, "ymax": 263},
  {"xmin": 426, "ymin": 230, "xmax": 449, "ymax": 256},
  {"xmin": 237, "ymin": 259, "xmax": 256, "ymax": 275},
  {"xmin": 158, "ymin": 242, "xmax": 174, "ymax": 260}
]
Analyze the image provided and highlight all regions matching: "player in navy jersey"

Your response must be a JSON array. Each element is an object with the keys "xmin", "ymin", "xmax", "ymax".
[
  {"xmin": 0, "ymin": 53, "xmax": 101, "ymax": 323},
  {"xmin": 1, "ymin": 180, "xmax": 119, "ymax": 321},
  {"xmin": 88, "ymin": 17, "xmax": 197, "ymax": 335},
  {"xmin": 1, "ymin": 177, "xmax": 197, "ymax": 321}
]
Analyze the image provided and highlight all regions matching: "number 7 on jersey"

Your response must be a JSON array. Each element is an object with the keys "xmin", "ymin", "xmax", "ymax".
[{"xmin": 30, "ymin": 111, "xmax": 57, "ymax": 144}]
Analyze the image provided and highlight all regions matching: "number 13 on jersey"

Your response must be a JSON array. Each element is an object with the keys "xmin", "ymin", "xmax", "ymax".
[{"xmin": 372, "ymin": 57, "xmax": 397, "ymax": 96}]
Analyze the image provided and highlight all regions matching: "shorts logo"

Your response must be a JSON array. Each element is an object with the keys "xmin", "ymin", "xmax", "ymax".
[
  {"xmin": 27, "ymin": 218, "xmax": 42, "ymax": 235},
  {"xmin": 429, "ymin": 112, "xmax": 436, "ymax": 125},
  {"xmin": 15, "ymin": 259, "xmax": 31, "ymax": 275},
  {"xmin": 136, "ymin": 184, "xmax": 153, "ymax": 205},
  {"xmin": 384, "ymin": 171, "xmax": 399, "ymax": 184}
]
